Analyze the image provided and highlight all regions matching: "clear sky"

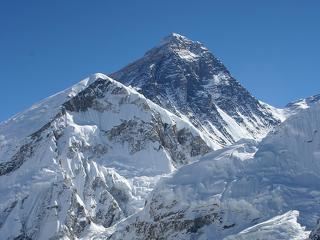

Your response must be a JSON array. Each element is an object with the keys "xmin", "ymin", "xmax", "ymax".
[{"xmin": 1, "ymin": 0, "xmax": 320, "ymax": 122}]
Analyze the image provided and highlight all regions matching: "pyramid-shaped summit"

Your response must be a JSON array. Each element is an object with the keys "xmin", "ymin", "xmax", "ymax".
[
  {"xmin": 156, "ymin": 32, "xmax": 207, "ymax": 52},
  {"xmin": 146, "ymin": 33, "xmax": 222, "ymax": 67},
  {"xmin": 159, "ymin": 32, "xmax": 194, "ymax": 45},
  {"xmin": 111, "ymin": 33, "xmax": 280, "ymax": 146}
]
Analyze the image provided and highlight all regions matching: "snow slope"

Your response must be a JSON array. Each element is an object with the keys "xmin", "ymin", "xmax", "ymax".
[
  {"xmin": 0, "ymin": 74, "xmax": 215, "ymax": 239},
  {"xmin": 286, "ymin": 93, "xmax": 320, "ymax": 115},
  {"xmin": 225, "ymin": 211, "xmax": 309, "ymax": 240},
  {"xmin": 0, "ymin": 74, "xmax": 97, "ymax": 143},
  {"xmin": 109, "ymin": 103, "xmax": 320, "ymax": 239}
]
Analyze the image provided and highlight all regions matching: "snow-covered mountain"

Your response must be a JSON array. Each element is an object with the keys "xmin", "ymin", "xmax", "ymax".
[
  {"xmin": 286, "ymin": 93, "xmax": 320, "ymax": 114},
  {"xmin": 0, "ymin": 74, "xmax": 215, "ymax": 239},
  {"xmin": 108, "ymin": 102, "xmax": 320, "ymax": 240},
  {"xmin": 111, "ymin": 33, "xmax": 281, "ymax": 146},
  {"xmin": 0, "ymin": 33, "xmax": 318, "ymax": 240}
]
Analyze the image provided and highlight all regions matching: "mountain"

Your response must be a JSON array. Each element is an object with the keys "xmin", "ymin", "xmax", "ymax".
[
  {"xmin": 286, "ymin": 93, "xmax": 320, "ymax": 114},
  {"xmin": 0, "ymin": 33, "xmax": 316, "ymax": 240},
  {"xmin": 108, "ymin": 102, "xmax": 320, "ymax": 240},
  {"xmin": 111, "ymin": 33, "xmax": 282, "ymax": 147},
  {"xmin": 0, "ymin": 74, "xmax": 215, "ymax": 239}
]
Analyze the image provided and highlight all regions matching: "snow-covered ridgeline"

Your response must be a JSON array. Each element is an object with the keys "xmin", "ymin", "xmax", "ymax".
[
  {"xmin": 0, "ymin": 73, "xmax": 215, "ymax": 239},
  {"xmin": 108, "ymin": 103, "xmax": 320, "ymax": 239}
]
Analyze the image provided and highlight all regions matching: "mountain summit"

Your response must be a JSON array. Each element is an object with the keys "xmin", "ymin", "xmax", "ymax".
[
  {"xmin": 153, "ymin": 32, "xmax": 214, "ymax": 63},
  {"xmin": 111, "ymin": 33, "xmax": 280, "ymax": 146}
]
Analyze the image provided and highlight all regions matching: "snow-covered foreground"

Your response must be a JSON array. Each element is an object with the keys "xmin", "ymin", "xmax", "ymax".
[{"xmin": 108, "ymin": 103, "xmax": 320, "ymax": 239}]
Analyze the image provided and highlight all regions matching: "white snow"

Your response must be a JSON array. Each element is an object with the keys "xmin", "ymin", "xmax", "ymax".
[
  {"xmin": 0, "ymin": 73, "xmax": 219, "ymax": 239},
  {"xmin": 224, "ymin": 211, "xmax": 310, "ymax": 240},
  {"xmin": 0, "ymin": 65, "xmax": 318, "ymax": 239},
  {"xmin": 109, "ymin": 103, "xmax": 320, "ymax": 239}
]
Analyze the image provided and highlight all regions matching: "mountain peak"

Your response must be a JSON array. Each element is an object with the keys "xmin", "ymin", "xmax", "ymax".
[
  {"xmin": 160, "ymin": 32, "xmax": 193, "ymax": 45},
  {"xmin": 140, "ymin": 33, "xmax": 209, "ymax": 64},
  {"xmin": 154, "ymin": 33, "xmax": 207, "ymax": 54},
  {"xmin": 111, "ymin": 34, "xmax": 280, "ymax": 146}
]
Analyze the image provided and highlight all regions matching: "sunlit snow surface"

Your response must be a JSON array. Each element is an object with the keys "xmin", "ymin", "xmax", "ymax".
[
  {"xmin": 0, "ymin": 74, "xmax": 217, "ymax": 239},
  {"xmin": 225, "ymin": 211, "xmax": 309, "ymax": 240},
  {"xmin": 0, "ymin": 70, "xmax": 319, "ymax": 239},
  {"xmin": 108, "ymin": 103, "xmax": 320, "ymax": 239}
]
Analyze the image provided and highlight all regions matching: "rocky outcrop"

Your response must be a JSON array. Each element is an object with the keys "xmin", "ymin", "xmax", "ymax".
[{"xmin": 310, "ymin": 221, "xmax": 320, "ymax": 240}]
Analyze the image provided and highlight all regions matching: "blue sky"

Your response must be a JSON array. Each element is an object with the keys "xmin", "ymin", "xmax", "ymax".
[{"xmin": 1, "ymin": 0, "xmax": 320, "ymax": 121}]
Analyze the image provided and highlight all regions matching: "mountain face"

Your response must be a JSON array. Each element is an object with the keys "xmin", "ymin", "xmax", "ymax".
[
  {"xmin": 108, "ymin": 103, "xmax": 320, "ymax": 240},
  {"xmin": 111, "ymin": 33, "xmax": 280, "ymax": 146},
  {"xmin": 286, "ymin": 93, "xmax": 320, "ymax": 114},
  {"xmin": 0, "ymin": 74, "xmax": 213, "ymax": 239},
  {"xmin": 0, "ymin": 33, "xmax": 317, "ymax": 240}
]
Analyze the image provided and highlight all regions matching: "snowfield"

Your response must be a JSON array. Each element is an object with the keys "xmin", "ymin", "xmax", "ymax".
[{"xmin": 108, "ymin": 103, "xmax": 320, "ymax": 239}]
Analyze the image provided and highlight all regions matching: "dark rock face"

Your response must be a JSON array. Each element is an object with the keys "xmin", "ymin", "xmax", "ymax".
[
  {"xmin": 111, "ymin": 33, "xmax": 279, "ymax": 145},
  {"xmin": 0, "ymin": 112, "xmax": 62, "ymax": 176},
  {"xmin": 0, "ymin": 141, "xmax": 34, "ymax": 176},
  {"xmin": 108, "ymin": 195, "xmax": 233, "ymax": 240},
  {"xmin": 310, "ymin": 221, "xmax": 320, "ymax": 240},
  {"xmin": 111, "ymin": 211, "xmax": 223, "ymax": 240},
  {"xmin": 106, "ymin": 113, "xmax": 211, "ymax": 168},
  {"xmin": 63, "ymin": 78, "xmax": 112, "ymax": 112}
]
